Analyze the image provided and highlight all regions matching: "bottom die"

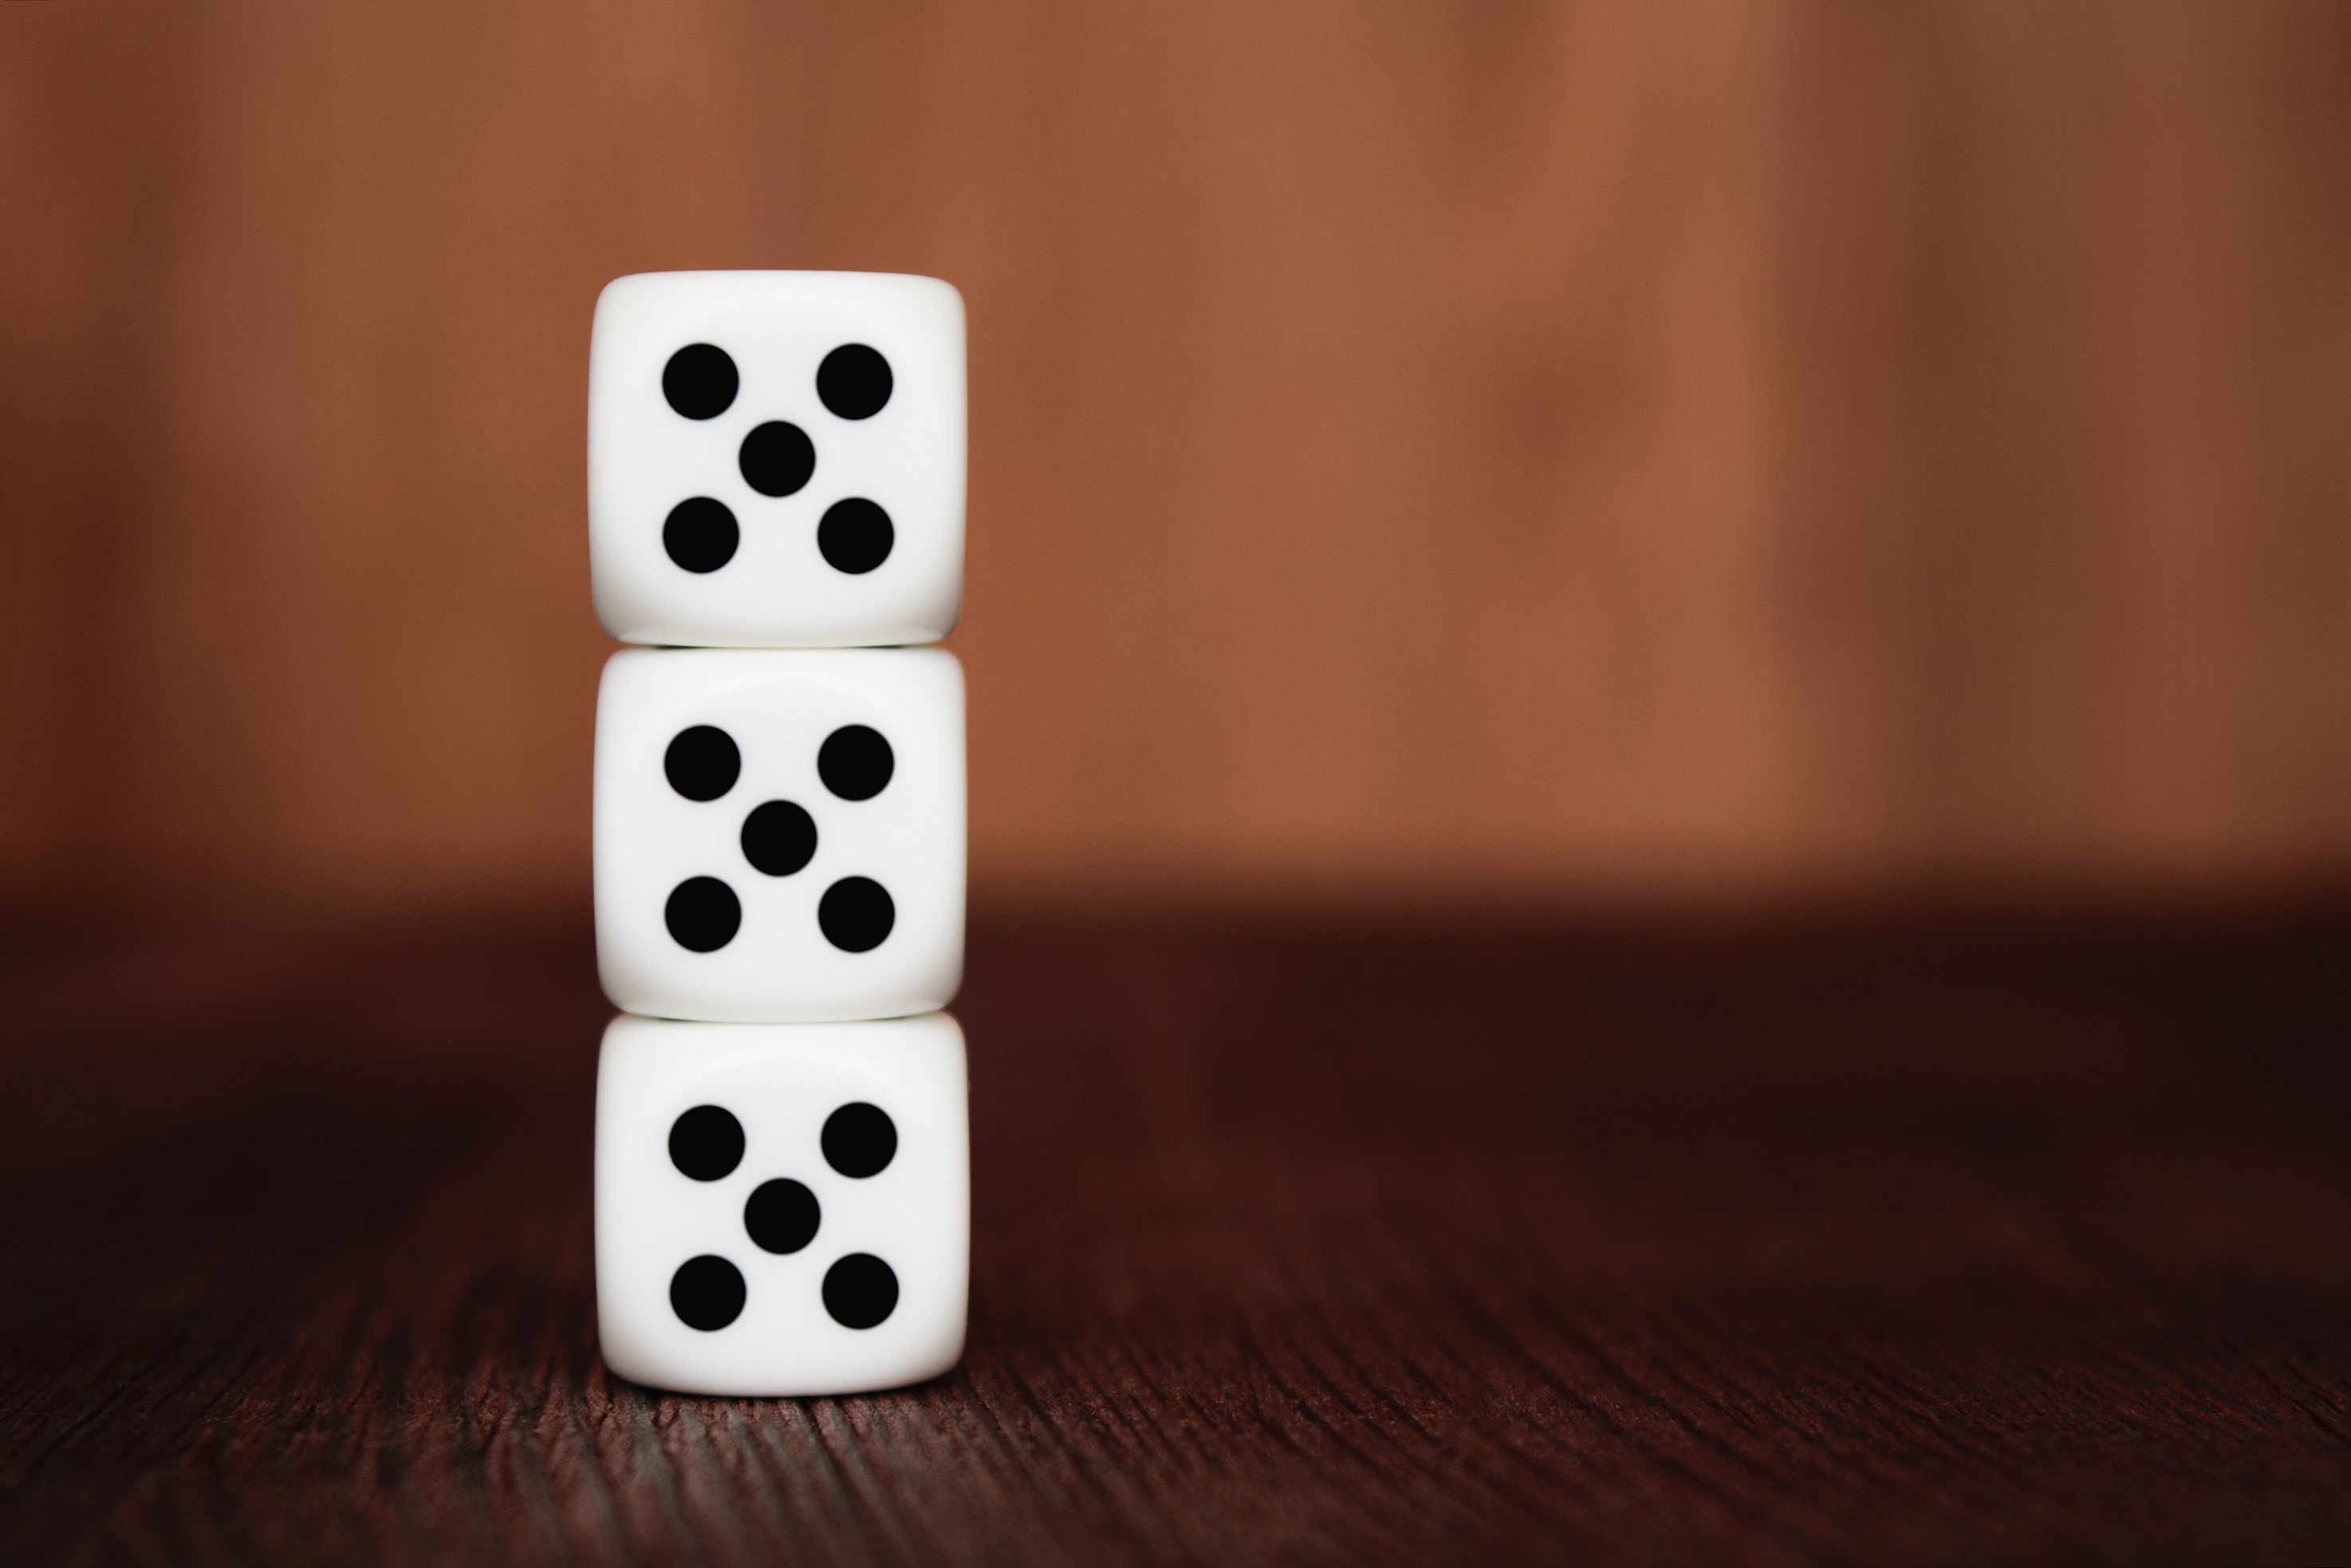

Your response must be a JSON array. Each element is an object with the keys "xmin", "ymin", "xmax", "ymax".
[{"xmin": 594, "ymin": 1011, "xmax": 968, "ymax": 1396}]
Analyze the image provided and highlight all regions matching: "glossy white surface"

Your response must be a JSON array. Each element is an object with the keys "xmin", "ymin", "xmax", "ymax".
[
  {"xmin": 594, "ymin": 647, "xmax": 965, "ymax": 1023},
  {"xmin": 594, "ymin": 1013, "xmax": 969, "ymax": 1397},
  {"xmin": 589, "ymin": 270, "xmax": 965, "ymax": 648}
]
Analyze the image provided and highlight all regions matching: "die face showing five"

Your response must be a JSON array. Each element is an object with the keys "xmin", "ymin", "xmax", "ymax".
[
  {"xmin": 589, "ymin": 271, "xmax": 966, "ymax": 649},
  {"xmin": 595, "ymin": 647, "xmax": 965, "ymax": 1023},
  {"xmin": 594, "ymin": 1012, "xmax": 969, "ymax": 1397}
]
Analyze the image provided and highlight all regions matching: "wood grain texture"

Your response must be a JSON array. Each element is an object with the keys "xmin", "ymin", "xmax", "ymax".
[
  {"xmin": 4, "ymin": 904, "xmax": 2351, "ymax": 1564},
  {"xmin": 3, "ymin": 1, "xmax": 2349, "ymax": 905}
]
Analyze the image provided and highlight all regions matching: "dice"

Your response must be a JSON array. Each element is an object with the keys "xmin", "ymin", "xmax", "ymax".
[
  {"xmin": 594, "ymin": 1012, "xmax": 969, "ymax": 1397},
  {"xmin": 587, "ymin": 270, "xmax": 966, "ymax": 649},
  {"xmin": 589, "ymin": 271, "xmax": 971, "ymax": 1397},
  {"xmin": 593, "ymin": 645, "xmax": 965, "ymax": 1024}
]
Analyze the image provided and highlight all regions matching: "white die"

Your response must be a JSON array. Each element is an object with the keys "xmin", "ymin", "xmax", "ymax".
[
  {"xmin": 588, "ymin": 271, "xmax": 966, "ymax": 649},
  {"xmin": 594, "ymin": 647, "xmax": 964, "ymax": 1023},
  {"xmin": 594, "ymin": 1012, "xmax": 969, "ymax": 1397}
]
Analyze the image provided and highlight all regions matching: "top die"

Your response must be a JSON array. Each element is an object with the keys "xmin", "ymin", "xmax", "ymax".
[{"xmin": 589, "ymin": 272, "xmax": 966, "ymax": 648}]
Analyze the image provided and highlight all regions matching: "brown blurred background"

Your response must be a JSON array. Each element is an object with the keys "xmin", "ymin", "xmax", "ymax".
[{"xmin": 3, "ymin": 0, "xmax": 2348, "ymax": 915}]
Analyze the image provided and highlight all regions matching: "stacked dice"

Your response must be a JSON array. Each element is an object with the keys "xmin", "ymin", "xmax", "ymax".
[{"xmin": 585, "ymin": 273, "xmax": 969, "ymax": 1397}]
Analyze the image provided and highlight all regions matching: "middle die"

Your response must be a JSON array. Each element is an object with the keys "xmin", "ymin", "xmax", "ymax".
[{"xmin": 595, "ymin": 646, "xmax": 965, "ymax": 1022}]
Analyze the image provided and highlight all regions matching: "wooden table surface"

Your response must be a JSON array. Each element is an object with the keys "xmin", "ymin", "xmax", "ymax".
[{"xmin": 3, "ymin": 901, "xmax": 2349, "ymax": 1565}]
